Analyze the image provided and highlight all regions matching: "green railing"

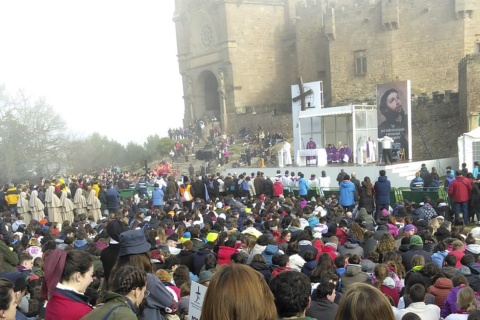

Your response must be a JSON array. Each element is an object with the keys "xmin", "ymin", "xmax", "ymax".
[{"xmin": 119, "ymin": 186, "xmax": 155, "ymax": 199}]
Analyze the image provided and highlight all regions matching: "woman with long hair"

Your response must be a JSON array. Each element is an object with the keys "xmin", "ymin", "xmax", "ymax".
[
  {"xmin": 334, "ymin": 283, "xmax": 395, "ymax": 320},
  {"xmin": 200, "ymin": 264, "xmax": 276, "ymax": 320},
  {"xmin": 445, "ymin": 286, "xmax": 477, "ymax": 320},
  {"xmin": 82, "ymin": 265, "xmax": 148, "ymax": 319},
  {"xmin": 310, "ymin": 253, "xmax": 336, "ymax": 283},
  {"xmin": 371, "ymin": 263, "xmax": 400, "ymax": 306},
  {"xmin": 358, "ymin": 176, "xmax": 375, "ymax": 214},
  {"xmin": 42, "ymin": 249, "xmax": 94, "ymax": 319},
  {"xmin": 376, "ymin": 233, "xmax": 396, "ymax": 263},
  {"xmin": 110, "ymin": 229, "xmax": 177, "ymax": 320}
]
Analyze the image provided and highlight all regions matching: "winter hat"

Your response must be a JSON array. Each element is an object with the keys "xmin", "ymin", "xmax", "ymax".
[
  {"xmin": 381, "ymin": 209, "xmax": 389, "ymax": 217},
  {"xmin": 199, "ymin": 270, "xmax": 213, "ymax": 284},
  {"xmin": 409, "ymin": 235, "xmax": 423, "ymax": 246},
  {"xmin": 404, "ymin": 224, "xmax": 416, "ymax": 233}
]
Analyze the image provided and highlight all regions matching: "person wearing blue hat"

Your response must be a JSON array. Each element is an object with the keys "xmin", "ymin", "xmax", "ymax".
[{"xmin": 109, "ymin": 229, "xmax": 178, "ymax": 318}]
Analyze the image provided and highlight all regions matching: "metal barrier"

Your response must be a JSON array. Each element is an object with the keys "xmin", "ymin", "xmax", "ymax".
[
  {"xmin": 398, "ymin": 187, "xmax": 448, "ymax": 203},
  {"xmin": 119, "ymin": 187, "xmax": 154, "ymax": 199}
]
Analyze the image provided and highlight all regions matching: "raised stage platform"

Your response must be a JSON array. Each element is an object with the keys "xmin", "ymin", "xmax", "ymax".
[{"xmin": 223, "ymin": 157, "xmax": 458, "ymax": 189}]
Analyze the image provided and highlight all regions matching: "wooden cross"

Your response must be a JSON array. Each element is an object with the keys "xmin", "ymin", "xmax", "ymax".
[{"xmin": 292, "ymin": 77, "xmax": 313, "ymax": 111}]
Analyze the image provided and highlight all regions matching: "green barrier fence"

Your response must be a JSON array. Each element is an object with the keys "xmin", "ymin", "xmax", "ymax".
[
  {"xmin": 397, "ymin": 187, "xmax": 448, "ymax": 203},
  {"xmin": 119, "ymin": 186, "xmax": 154, "ymax": 199}
]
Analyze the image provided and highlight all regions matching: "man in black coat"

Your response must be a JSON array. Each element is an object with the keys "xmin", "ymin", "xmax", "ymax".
[
  {"xmin": 400, "ymin": 235, "xmax": 432, "ymax": 271},
  {"xmin": 192, "ymin": 175, "xmax": 206, "ymax": 200}
]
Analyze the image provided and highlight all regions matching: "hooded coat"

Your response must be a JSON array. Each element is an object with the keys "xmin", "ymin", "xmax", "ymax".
[
  {"xmin": 338, "ymin": 242, "xmax": 364, "ymax": 258},
  {"xmin": 428, "ymin": 277, "xmax": 453, "ymax": 308},
  {"xmin": 339, "ymin": 180, "xmax": 355, "ymax": 207},
  {"xmin": 357, "ymin": 207, "xmax": 376, "ymax": 225},
  {"xmin": 249, "ymin": 260, "xmax": 271, "ymax": 282},
  {"xmin": 340, "ymin": 264, "xmax": 369, "ymax": 293},
  {"xmin": 217, "ymin": 246, "xmax": 237, "ymax": 265}
]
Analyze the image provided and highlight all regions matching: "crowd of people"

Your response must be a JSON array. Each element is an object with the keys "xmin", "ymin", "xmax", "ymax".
[{"xmin": 2, "ymin": 162, "xmax": 480, "ymax": 319}]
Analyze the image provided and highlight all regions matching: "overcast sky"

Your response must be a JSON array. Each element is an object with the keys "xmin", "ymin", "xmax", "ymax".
[{"xmin": 0, "ymin": 0, "xmax": 184, "ymax": 146}]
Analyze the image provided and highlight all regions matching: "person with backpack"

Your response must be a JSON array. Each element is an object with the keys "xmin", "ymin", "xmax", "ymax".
[
  {"xmin": 445, "ymin": 169, "xmax": 455, "ymax": 189},
  {"xmin": 81, "ymin": 266, "xmax": 148, "ymax": 320}
]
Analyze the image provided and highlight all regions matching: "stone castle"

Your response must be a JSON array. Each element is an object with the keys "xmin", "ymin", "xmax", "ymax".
[{"xmin": 173, "ymin": 0, "xmax": 480, "ymax": 159}]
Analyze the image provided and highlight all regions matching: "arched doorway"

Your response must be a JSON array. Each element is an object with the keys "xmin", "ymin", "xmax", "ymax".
[{"xmin": 198, "ymin": 70, "xmax": 221, "ymax": 121}]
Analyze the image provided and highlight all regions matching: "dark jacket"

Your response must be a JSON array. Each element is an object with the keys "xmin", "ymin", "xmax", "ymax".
[
  {"xmin": 100, "ymin": 243, "xmax": 121, "ymax": 284},
  {"xmin": 98, "ymin": 189, "xmax": 108, "ymax": 211},
  {"xmin": 192, "ymin": 180, "xmax": 205, "ymax": 200},
  {"xmin": 301, "ymin": 260, "xmax": 317, "ymax": 279},
  {"xmin": 306, "ymin": 298, "xmax": 338, "ymax": 320},
  {"xmin": 358, "ymin": 184, "xmax": 375, "ymax": 213},
  {"xmin": 360, "ymin": 237, "xmax": 378, "ymax": 259},
  {"xmin": 249, "ymin": 261, "xmax": 272, "ymax": 283},
  {"xmin": 193, "ymin": 248, "xmax": 213, "ymax": 276},
  {"xmin": 374, "ymin": 176, "xmax": 391, "ymax": 205},
  {"xmin": 400, "ymin": 245, "xmax": 433, "ymax": 271},
  {"xmin": 177, "ymin": 249, "xmax": 195, "ymax": 273},
  {"xmin": 106, "ymin": 188, "xmax": 120, "ymax": 210},
  {"xmin": 263, "ymin": 178, "xmax": 273, "ymax": 197}
]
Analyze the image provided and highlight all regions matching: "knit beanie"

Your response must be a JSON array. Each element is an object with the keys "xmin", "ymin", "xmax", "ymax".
[{"xmin": 410, "ymin": 235, "xmax": 423, "ymax": 246}]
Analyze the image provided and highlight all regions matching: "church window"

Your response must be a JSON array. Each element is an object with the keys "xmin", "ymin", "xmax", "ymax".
[
  {"xmin": 354, "ymin": 50, "xmax": 367, "ymax": 75},
  {"xmin": 201, "ymin": 25, "xmax": 214, "ymax": 49}
]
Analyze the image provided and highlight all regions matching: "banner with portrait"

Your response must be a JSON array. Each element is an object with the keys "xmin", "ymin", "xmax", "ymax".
[{"xmin": 376, "ymin": 80, "xmax": 412, "ymax": 160}]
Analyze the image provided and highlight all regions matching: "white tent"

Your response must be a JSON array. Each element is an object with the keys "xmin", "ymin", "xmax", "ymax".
[{"xmin": 458, "ymin": 126, "xmax": 480, "ymax": 170}]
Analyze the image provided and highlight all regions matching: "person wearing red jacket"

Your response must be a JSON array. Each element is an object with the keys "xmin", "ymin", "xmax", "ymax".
[
  {"xmin": 448, "ymin": 170, "xmax": 472, "ymax": 224},
  {"xmin": 217, "ymin": 240, "xmax": 237, "ymax": 265},
  {"xmin": 273, "ymin": 178, "xmax": 284, "ymax": 197},
  {"xmin": 42, "ymin": 250, "xmax": 94, "ymax": 320}
]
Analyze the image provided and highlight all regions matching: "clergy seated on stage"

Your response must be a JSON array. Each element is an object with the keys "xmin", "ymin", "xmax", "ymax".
[
  {"xmin": 338, "ymin": 144, "xmax": 353, "ymax": 163},
  {"xmin": 326, "ymin": 144, "xmax": 338, "ymax": 163}
]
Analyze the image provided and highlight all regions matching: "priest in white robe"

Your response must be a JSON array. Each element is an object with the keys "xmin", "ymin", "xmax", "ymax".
[{"xmin": 366, "ymin": 136, "xmax": 376, "ymax": 163}]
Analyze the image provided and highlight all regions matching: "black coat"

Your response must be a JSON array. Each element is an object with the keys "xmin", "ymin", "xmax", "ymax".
[
  {"xmin": 192, "ymin": 180, "xmax": 205, "ymax": 200},
  {"xmin": 306, "ymin": 299, "xmax": 339, "ymax": 320},
  {"xmin": 100, "ymin": 243, "xmax": 120, "ymax": 284},
  {"xmin": 178, "ymin": 249, "xmax": 195, "ymax": 273},
  {"xmin": 400, "ymin": 245, "xmax": 433, "ymax": 271},
  {"xmin": 358, "ymin": 185, "xmax": 375, "ymax": 213}
]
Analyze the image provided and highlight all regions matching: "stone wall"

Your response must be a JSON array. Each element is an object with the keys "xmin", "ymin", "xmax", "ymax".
[
  {"xmin": 295, "ymin": 0, "xmax": 480, "ymax": 106},
  {"xmin": 411, "ymin": 91, "xmax": 463, "ymax": 160}
]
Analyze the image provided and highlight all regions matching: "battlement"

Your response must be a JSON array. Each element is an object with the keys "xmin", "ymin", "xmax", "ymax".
[
  {"xmin": 413, "ymin": 91, "xmax": 460, "ymax": 105},
  {"xmin": 459, "ymin": 53, "xmax": 480, "ymax": 68}
]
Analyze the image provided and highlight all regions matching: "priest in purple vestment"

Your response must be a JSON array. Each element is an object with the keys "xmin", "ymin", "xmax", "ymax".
[{"xmin": 306, "ymin": 137, "xmax": 317, "ymax": 165}]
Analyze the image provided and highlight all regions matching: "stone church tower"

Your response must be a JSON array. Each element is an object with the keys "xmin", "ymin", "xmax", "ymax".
[
  {"xmin": 173, "ymin": 0, "xmax": 297, "ymax": 131},
  {"xmin": 174, "ymin": 0, "xmax": 480, "ymax": 140}
]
